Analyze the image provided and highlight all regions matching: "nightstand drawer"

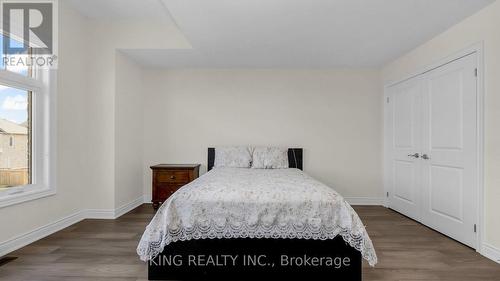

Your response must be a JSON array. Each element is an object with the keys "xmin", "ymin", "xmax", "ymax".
[
  {"xmin": 157, "ymin": 184, "xmax": 183, "ymax": 199},
  {"xmin": 156, "ymin": 170, "xmax": 190, "ymax": 183}
]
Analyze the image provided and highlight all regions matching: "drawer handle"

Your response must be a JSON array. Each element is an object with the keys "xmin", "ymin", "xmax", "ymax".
[{"xmin": 170, "ymin": 175, "xmax": 175, "ymax": 180}]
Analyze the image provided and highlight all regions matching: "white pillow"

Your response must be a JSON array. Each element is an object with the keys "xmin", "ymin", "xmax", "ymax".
[
  {"xmin": 252, "ymin": 147, "xmax": 289, "ymax": 169},
  {"xmin": 214, "ymin": 146, "xmax": 253, "ymax": 168}
]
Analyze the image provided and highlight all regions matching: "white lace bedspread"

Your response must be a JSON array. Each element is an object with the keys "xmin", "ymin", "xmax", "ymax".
[{"xmin": 137, "ymin": 168, "xmax": 377, "ymax": 266}]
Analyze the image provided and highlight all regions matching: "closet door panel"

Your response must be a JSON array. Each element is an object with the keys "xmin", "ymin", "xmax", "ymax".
[
  {"xmin": 387, "ymin": 78, "xmax": 423, "ymax": 221},
  {"xmin": 421, "ymin": 53, "xmax": 477, "ymax": 248}
]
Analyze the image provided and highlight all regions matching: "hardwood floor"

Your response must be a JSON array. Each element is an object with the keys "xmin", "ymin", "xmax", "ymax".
[
  {"xmin": 0, "ymin": 205, "xmax": 499, "ymax": 280},
  {"xmin": 357, "ymin": 206, "xmax": 500, "ymax": 281}
]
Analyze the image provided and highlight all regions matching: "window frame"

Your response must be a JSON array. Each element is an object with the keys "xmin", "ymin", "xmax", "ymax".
[{"xmin": 0, "ymin": 66, "xmax": 56, "ymax": 208}]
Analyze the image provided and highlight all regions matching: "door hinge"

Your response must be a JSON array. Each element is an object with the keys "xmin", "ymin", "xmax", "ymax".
[
  {"xmin": 386, "ymin": 97, "xmax": 390, "ymax": 103},
  {"xmin": 474, "ymin": 224, "xmax": 477, "ymax": 233},
  {"xmin": 475, "ymin": 68, "xmax": 478, "ymax": 77},
  {"xmin": 386, "ymin": 192, "xmax": 389, "ymax": 198}
]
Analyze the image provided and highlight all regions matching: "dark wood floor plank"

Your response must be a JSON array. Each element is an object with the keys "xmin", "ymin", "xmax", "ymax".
[{"xmin": 0, "ymin": 204, "xmax": 499, "ymax": 280}]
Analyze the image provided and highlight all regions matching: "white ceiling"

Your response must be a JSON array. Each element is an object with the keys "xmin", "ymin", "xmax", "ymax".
[
  {"xmin": 70, "ymin": 0, "xmax": 495, "ymax": 68},
  {"xmin": 66, "ymin": 0, "xmax": 172, "ymax": 21}
]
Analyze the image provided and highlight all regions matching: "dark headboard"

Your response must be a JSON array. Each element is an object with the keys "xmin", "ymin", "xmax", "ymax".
[{"xmin": 207, "ymin": 148, "xmax": 303, "ymax": 171}]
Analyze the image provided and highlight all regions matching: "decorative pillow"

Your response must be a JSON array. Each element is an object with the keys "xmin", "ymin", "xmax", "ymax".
[
  {"xmin": 214, "ymin": 146, "xmax": 253, "ymax": 168},
  {"xmin": 252, "ymin": 147, "xmax": 289, "ymax": 169}
]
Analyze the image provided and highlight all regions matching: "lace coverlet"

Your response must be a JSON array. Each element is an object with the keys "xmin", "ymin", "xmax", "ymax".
[{"xmin": 137, "ymin": 168, "xmax": 377, "ymax": 266}]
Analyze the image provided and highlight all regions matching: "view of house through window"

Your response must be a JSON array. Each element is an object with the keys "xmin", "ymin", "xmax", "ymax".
[{"xmin": 0, "ymin": 85, "xmax": 32, "ymax": 190}]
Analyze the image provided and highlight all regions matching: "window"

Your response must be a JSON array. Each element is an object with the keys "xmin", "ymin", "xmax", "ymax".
[
  {"xmin": 0, "ymin": 0, "xmax": 57, "ymax": 207},
  {"xmin": 0, "ymin": 49, "xmax": 55, "ymax": 208},
  {"xmin": 1, "ymin": 86, "xmax": 31, "ymax": 189}
]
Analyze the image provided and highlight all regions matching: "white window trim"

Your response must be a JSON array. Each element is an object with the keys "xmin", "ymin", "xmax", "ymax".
[{"xmin": 0, "ymin": 68, "xmax": 57, "ymax": 208}]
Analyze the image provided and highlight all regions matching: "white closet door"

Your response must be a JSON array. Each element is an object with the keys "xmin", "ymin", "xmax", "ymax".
[
  {"xmin": 420, "ymin": 53, "xmax": 477, "ymax": 248},
  {"xmin": 387, "ymin": 77, "xmax": 423, "ymax": 221}
]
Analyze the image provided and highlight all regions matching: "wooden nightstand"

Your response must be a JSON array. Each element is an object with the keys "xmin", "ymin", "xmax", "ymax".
[{"xmin": 150, "ymin": 164, "xmax": 200, "ymax": 210}]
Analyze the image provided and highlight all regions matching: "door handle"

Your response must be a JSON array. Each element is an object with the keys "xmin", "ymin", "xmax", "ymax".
[
  {"xmin": 421, "ymin": 154, "xmax": 430, "ymax": 160},
  {"xmin": 408, "ymin": 153, "xmax": 420, "ymax": 158}
]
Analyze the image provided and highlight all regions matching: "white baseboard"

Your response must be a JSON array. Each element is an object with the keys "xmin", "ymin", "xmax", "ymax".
[
  {"xmin": 86, "ymin": 195, "xmax": 146, "ymax": 219},
  {"xmin": 114, "ymin": 195, "xmax": 145, "ymax": 218},
  {"xmin": 0, "ymin": 195, "xmax": 146, "ymax": 257},
  {"xmin": 345, "ymin": 197, "xmax": 386, "ymax": 206},
  {"xmin": 84, "ymin": 208, "xmax": 115, "ymax": 219},
  {"xmin": 481, "ymin": 243, "xmax": 500, "ymax": 264},
  {"xmin": 0, "ymin": 210, "xmax": 85, "ymax": 257}
]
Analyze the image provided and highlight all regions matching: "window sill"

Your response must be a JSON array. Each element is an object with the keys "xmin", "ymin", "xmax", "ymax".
[{"xmin": 0, "ymin": 186, "xmax": 56, "ymax": 209}]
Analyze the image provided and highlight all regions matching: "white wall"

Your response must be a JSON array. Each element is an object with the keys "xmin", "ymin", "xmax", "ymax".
[
  {"xmin": 0, "ymin": 1, "xmax": 89, "ymax": 243},
  {"xmin": 142, "ymin": 69, "xmax": 384, "ymax": 200},
  {"xmin": 84, "ymin": 19, "xmax": 191, "ymax": 210},
  {"xmin": 382, "ymin": 1, "xmax": 500, "ymax": 251},
  {"xmin": 115, "ymin": 52, "xmax": 145, "ymax": 208}
]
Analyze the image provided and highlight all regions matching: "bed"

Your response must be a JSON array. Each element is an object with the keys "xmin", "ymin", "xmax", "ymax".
[{"xmin": 138, "ymin": 148, "xmax": 376, "ymax": 280}]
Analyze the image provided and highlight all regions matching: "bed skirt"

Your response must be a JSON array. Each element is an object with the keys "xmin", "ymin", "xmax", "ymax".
[{"xmin": 148, "ymin": 237, "xmax": 362, "ymax": 280}]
